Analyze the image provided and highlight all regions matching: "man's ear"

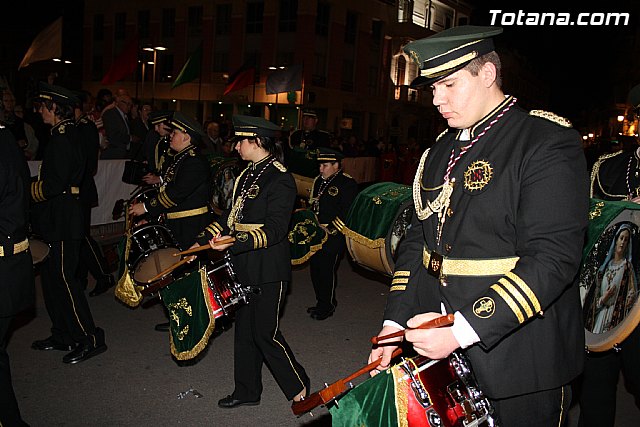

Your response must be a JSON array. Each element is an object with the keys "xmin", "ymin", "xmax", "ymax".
[{"xmin": 481, "ymin": 62, "xmax": 498, "ymax": 88}]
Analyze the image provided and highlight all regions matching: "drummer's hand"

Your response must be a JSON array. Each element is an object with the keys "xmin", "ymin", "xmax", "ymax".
[
  {"xmin": 405, "ymin": 312, "xmax": 460, "ymax": 360},
  {"xmin": 142, "ymin": 173, "xmax": 160, "ymax": 185},
  {"xmin": 369, "ymin": 325, "xmax": 402, "ymax": 377},
  {"xmin": 209, "ymin": 234, "xmax": 233, "ymax": 251},
  {"xmin": 128, "ymin": 202, "xmax": 145, "ymax": 217}
]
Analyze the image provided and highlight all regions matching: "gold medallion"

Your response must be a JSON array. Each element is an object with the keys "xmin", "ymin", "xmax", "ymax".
[
  {"xmin": 464, "ymin": 160, "xmax": 493, "ymax": 192},
  {"xmin": 473, "ymin": 297, "xmax": 495, "ymax": 318},
  {"xmin": 328, "ymin": 186, "xmax": 338, "ymax": 196},
  {"xmin": 247, "ymin": 184, "xmax": 260, "ymax": 199},
  {"xmin": 236, "ymin": 232, "xmax": 248, "ymax": 242}
]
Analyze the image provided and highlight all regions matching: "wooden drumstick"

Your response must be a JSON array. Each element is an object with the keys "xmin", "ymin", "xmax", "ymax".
[
  {"xmin": 173, "ymin": 238, "xmax": 236, "ymax": 256},
  {"xmin": 371, "ymin": 314, "xmax": 455, "ymax": 345},
  {"xmin": 146, "ymin": 255, "xmax": 194, "ymax": 284}
]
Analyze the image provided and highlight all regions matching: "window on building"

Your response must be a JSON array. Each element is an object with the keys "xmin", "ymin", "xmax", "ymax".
[
  {"xmin": 138, "ymin": 10, "xmax": 150, "ymax": 39},
  {"xmin": 246, "ymin": 2, "xmax": 264, "ymax": 34},
  {"xmin": 162, "ymin": 8, "xmax": 176, "ymax": 38},
  {"xmin": 91, "ymin": 54, "xmax": 103, "ymax": 81},
  {"xmin": 159, "ymin": 54, "xmax": 173, "ymax": 82},
  {"xmin": 342, "ymin": 58, "xmax": 354, "ymax": 91},
  {"xmin": 396, "ymin": 56, "xmax": 406, "ymax": 86},
  {"xmin": 345, "ymin": 11, "xmax": 357, "ymax": 44},
  {"xmin": 93, "ymin": 15, "xmax": 104, "ymax": 41},
  {"xmin": 279, "ymin": 0, "xmax": 298, "ymax": 32},
  {"xmin": 371, "ymin": 19, "xmax": 383, "ymax": 48},
  {"xmin": 313, "ymin": 52, "xmax": 327, "ymax": 86},
  {"xmin": 212, "ymin": 51, "xmax": 229, "ymax": 72},
  {"xmin": 216, "ymin": 4, "xmax": 231, "ymax": 35},
  {"xmin": 368, "ymin": 65, "xmax": 379, "ymax": 96},
  {"xmin": 276, "ymin": 51, "xmax": 295, "ymax": 67},
  {"xmin": 316, "ymin": 2, "xmax": 330, "ymax": 36},
  {"xmin": 114, "ymin": 13, "xmax": 126, "ymax": 41},
  {"xmin": 188, "ymin": 6, "xmax": 203, "ymax": 37}
]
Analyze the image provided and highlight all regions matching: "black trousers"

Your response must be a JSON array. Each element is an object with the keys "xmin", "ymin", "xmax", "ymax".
[
  {"xmin": 309, "ymin": 234, "xmax": 345, "ymax": 312},
  {"xmin": 0, "ymin": 316, "xmax": 26, "ymax": 427},
  {"xmin": 490, "ymin": 384, "xmax": 571, "ymax": 427},
  {"xmin": 77, "ymin": 204, "xmax": 111, "ymax": 286},
  {"xmin": 232, "ymin": 281, "xmax": 308, "ymax": 401},
  {"xmin": 41, "ymin": 240, "xmax": 101, "ymax": 346},
  {"xmin": 578, "ymin": 325, "xmax": 640, "ymax": 427}
]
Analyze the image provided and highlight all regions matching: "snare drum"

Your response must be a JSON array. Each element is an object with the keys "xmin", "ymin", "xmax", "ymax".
[
  {"xmin": 204, "ymin": 256, "xmax": 249, "ymax": 319},
  {"xmin": 127, "ymin": 223, "xmax": 180, "ymax": 287},
  {"xmin": 330, "ymin": 352, "xmax": 498, "ymax": 427},
  {"xmin": 343, "ymin": 182, "xmax": 413, "ymax": 276}
]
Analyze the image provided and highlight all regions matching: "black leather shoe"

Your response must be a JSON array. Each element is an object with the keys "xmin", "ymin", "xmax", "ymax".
[
  {"xmin": 62, "ymin": 342, "xmax": 107, "ymax": 364},
  {"xmin": 311, "ymin": 308, "xmax": 334, "ymax": 321},
  {"xmin": 154, "ymin": 322, "xmax": 170, "ymax": 332},
  {"xmin": 217, "ymin": 395, "xmax": 260, "ymax": 409},
  {"xmin": 31, "ymin": 337, "xmax": 75, "ymax": 352},
  {"xmin": 89, "ymin": 275, "xmax": 115, "ymax": 297}
]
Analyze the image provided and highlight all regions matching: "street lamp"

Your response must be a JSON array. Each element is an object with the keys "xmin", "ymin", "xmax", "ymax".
[{"xmin": 143, "ymin": 45, "xmax": 166, "ymax": 102}]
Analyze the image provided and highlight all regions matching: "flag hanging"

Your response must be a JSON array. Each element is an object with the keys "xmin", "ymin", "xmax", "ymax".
[
  {"xmin": 101, "ymin": 36, "xmax": 140, "ymax": 85},
  {"xmin": 266, "ymin": 64, "xmax": 303, "ymax": 95},
  {"xmin": 18, "ymin": 17, "xmax": 63, "ymax": 70},
  {"xmin": 223, "ymin": 62, "xmax": 256, "ymax": 96},
  {"xmin": 172, "ymin": 44, "xmax": 203, "ymax": 89}
]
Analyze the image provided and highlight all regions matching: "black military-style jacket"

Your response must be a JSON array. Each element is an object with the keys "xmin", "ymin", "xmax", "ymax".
[
  {"xmin": 199, "ymin": 155, "xmax": 296, "ymax": 287},
  {"xmin": 384, "ymin": 97, "xmax": 589, "ymax": 398},
  {"xmin": 0, "ymin": 126, "xmax": 34, "ymax": 317},
  {"xmin": 590, "ymin": 149, "xmax": 639, "ymax": 201},
  {"xmin": 144, "ymin": 144, "xmax": 212, "ymax": 250},
  {"xmin": 309, "ymin": 170, "xmax": 358, "ymax": 234},
  {"xmin": 30, "ymin": 119, "xmax": 85, "ymax": 242},
  {"xmin": 289, "ymin": 128, "xmax": 330, "ymax": 150},
  {"xmin": 76, "ymin": 114, "xmax": 100, "ymax": 207}
]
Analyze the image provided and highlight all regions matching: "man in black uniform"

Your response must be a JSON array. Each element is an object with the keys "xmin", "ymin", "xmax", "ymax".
[
  {"xmin": 0, "ymin": 126, "xmax": 35, "ymax": 427},
  {"xmin": 141, "ymin": 110, "xmax": 174, "ymax": 186},
  {"xmin": 306, "ymin": 148, "xmax": 358, "ymax": 320},
  {"xmin": 193, "ymin": 115, "xmax": 310, "ymax": 408},
  {"xmin": 288, "ymin": 109, "xmax": 330, "ymax": 150},
  {"xmin": 30, "ymin": 83, "xmax": 107, "ymax": 364},
  {"xmin": 369, "ymin": 26, "xmax": 588, "ymax": 426},
  {"xmin": 580, "ymin": 83, "xmax": 640, "ymax": 427},
  {"xmin": 74, "ymin": 91, "xmax": 114, "ymax": 297}
]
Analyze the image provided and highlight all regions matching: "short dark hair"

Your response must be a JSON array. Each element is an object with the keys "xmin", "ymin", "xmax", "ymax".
[{"xmin": 463, "ymin": 51, "xmax": 502, "ymax": 88}]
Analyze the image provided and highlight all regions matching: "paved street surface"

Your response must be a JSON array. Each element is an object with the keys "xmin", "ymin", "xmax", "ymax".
[{"xmin": 7, "ymin": 253, "xmax": 640, "ymax": 426}]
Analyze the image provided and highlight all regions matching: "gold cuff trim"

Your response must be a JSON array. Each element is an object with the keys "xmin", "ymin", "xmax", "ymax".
[
  {"xmin": 498, "ymin": 277, "xmax": 533, "ymax": 318},
  {"xmin": 391, "ymin": 278, "xmax": 409, "ymax": 285},
  {"xmin": 394, "ymin": 270, "xmax": 410, "ymax": 277},
  {"xmin": 390, "ymin": 285, "xmax": 406, "ymax": 292},
  {"xmin": 166, "ymin": 206, "xmax": 209, "ymax": 219},
  {"xmin": 422, "ymin": 247, "xmax": 518, "ymax": 277},
  {"xmin": 234, "ymin": 223, "xmax": 264, "ymax": 232},
  {"xmin": 491, "ymin": 283, "xmax": 524, "ymax": 324},
  {"xmin": 506, "ymin": 272, "xmax": 541, "ymax": 313},
  {"xmin": 0, "ymin": 238, "xmax": 29, "ymax": 257}
]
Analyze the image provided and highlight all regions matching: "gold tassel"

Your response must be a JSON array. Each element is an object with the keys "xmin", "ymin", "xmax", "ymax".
[{"xmin": 114, "ymin": 230, "xmax": 143, "ymax": 307}]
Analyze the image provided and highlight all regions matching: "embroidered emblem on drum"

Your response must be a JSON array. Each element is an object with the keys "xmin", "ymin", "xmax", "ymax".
[
  {"xmin": 464, "ymin": 160, "xmax": 493, "ymax": 191},
  {"xmin": 236, "ymin": 232, "xmax": 248, "ymax": 242},
  {"xmin": 473, "ymin": 297, "xmax": 495, "ymax": 318},
  {"xmin": 247, "ymin": 184, "xmax": 260, "ymax": 199},
  {"xmin": 150, "ymin": 198, "xmax": 158, "ymax": 207},
  {"xmin": 328, "ymin": 186, "xmax": 338, "ymax": 196}
]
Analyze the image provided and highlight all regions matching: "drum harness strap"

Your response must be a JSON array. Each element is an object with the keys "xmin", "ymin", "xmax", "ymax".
[
  {"xmin": 0, "ymin": 238, "xmax": 30, "ymax": 257},
  {"xmin": 422, "ymin": 246, "xmax": 518, "ymax": 278},
  {"xmin": 166, "ymin": 206, "xmax": 209, "ymax": 219}
]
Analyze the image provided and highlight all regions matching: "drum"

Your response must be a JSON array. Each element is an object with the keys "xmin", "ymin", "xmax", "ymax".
[
  {"xmin": 343, "ymin": 182, "xmax": 413, "ymax": 276},
  {"xmin": 204, "ymin": 256, "xmax": 250, "ymax": 319},
  {"xmin": 580, "ymin": 199, "xmax": 640, "ymax": 352},
  {"xmin": 208, "ymin": 156, "xmax": 241, "ymax": 215},
  {"xmin": 288, "ymin": 208, "xmax": 327, "ymax": 265},
  {"xmin": 286, "ymin": 147, "xmax": 319, "ymax": 199},
  {"xmin": 330, "ymin": 352, "xmax": 497, "ymax": 427},
  {"xmin": 127, "ymin": 223, "xmax": 180, "ymax": 287},
  {"xmin": 29, "ymin": 238, "xmax": 50, "ymax": 264}
]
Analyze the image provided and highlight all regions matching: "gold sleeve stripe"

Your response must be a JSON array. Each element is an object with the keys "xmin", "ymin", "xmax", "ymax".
[
  {"xmin": 491, "ymin": 283, "xmax": 524, "ymax": 324},
  {"xmin": 391, "ymin": 278, "xmax": 409, "ymax": 285},
  {"xmin": 249, "ymin": 230, "xmax": 259, "ymax": 249},
  {"xmin": 506, "ymin": 272, "xmax": 541, "ymax": 313},
  {"xmin": 259, "ymin": 229, "xmax": 267, "ymax": 247},
  {"xmin": 498, "ymin": 278, "xmax": 533, "ymax": 318},
  {"xmin": 206, "ymin": 223, "xmax": 223, "ymax": 236},
  {"xmin": 332, "ymin": 218, "xmax": 345, "ymax": 231},
  {"xmin": 158, "ymin": 191, "xmax": 176, "ymax": 208},
  {"xmin": 37, "ymin": 181, "xmax": 45, "ymax": 201},
  {"xmin": 31, "ymin": 181, "xmax": 44, "ymax": 202},
  {"xmin": 252, "ymin": 229, "xmax": 267, "ymax": 248},
  {"xmin": 394, "ymin": 270, "xmax": 410, "ymax": 277},
  {"xmin": 390, "ymin": 285, "xmax": 406, "ymax": 292}
]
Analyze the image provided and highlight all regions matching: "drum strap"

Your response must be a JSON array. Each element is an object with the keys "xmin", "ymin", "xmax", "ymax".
[
  {"xmin": 235, "ymin": 223, "xmax": 264, "ymax": 232},
  {"xmin": 422, "ymin": 246, "xmax": 518, "ymax": 277},
  {"xmin": 166, "ymin": 206, "xmax": 209, "ymax": 219},
  {"xmin": 0, "ymin": 238, "xmax": 30, "ymax": 257}
]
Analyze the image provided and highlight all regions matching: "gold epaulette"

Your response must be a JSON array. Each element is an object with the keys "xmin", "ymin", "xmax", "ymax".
[
  {"xmin": 436, "ymin": 129, "xmax": 448, "ymax": 142},
  {"xmin": 343, "ymin": 172, "xmax": 353, "ymax": 179},
  {"xmin": 529, "ymin": 110, "xmax": 572, "ymax": 128},
  {"xmin": 273, "ymin": 161, "xmax": 287, "ymax": 172}
]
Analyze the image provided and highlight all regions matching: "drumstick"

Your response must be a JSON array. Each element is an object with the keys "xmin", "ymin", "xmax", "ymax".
[
  {"xmin": 146, "ymin": 255, "xmax": 194, "ymax": 284},
  {"xmin": 173, "ymin": 238, "xmax": 236, "ymax": 256},
  {"xmin": 371, "ymin": 314, "xmax": 455, "ymax": 345},
  {"xmin": 291, "ymin": 348, "xmax": 403, "ymax": 416}
]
